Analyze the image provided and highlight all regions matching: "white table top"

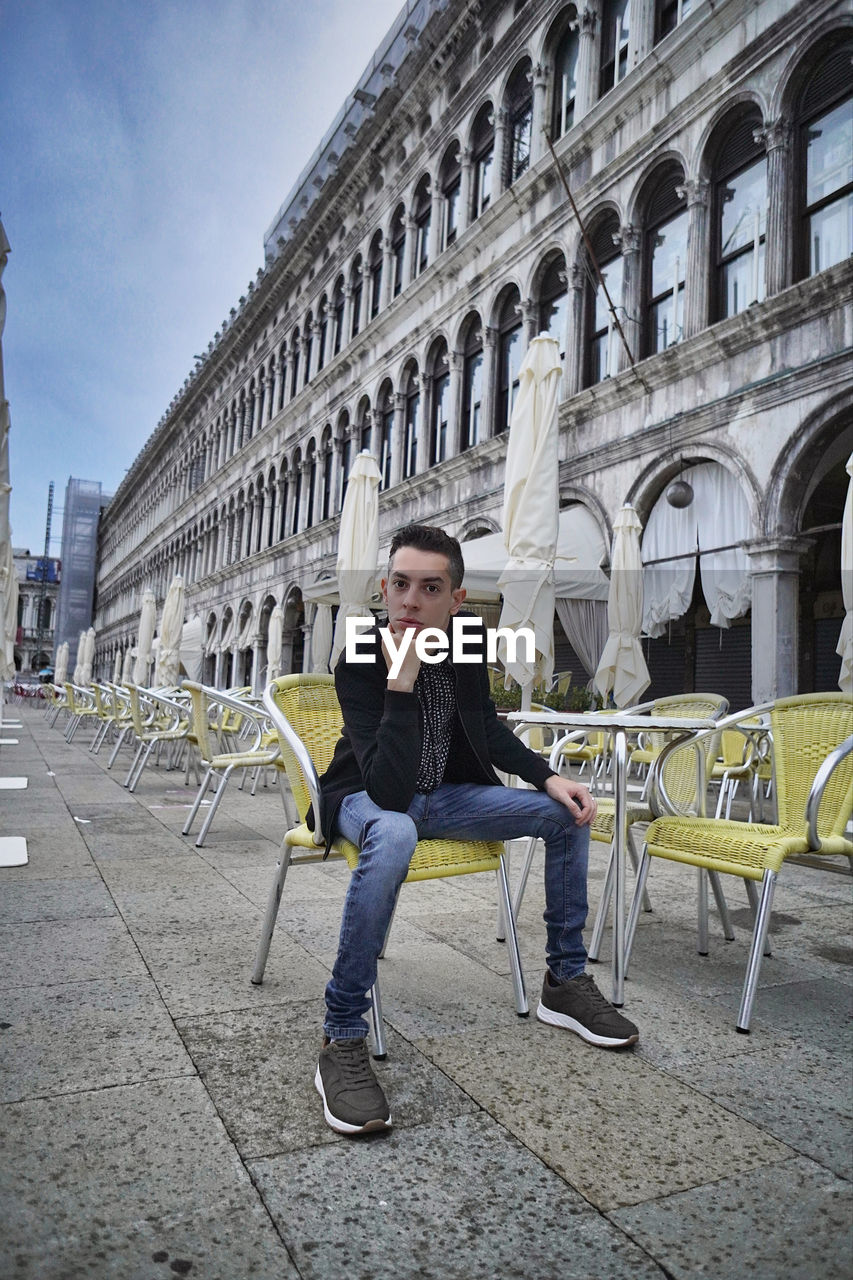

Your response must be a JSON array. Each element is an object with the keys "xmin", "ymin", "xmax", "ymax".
[{"xmin": 506, "ymin": 711, "xmax": 718, "ymax": 732}]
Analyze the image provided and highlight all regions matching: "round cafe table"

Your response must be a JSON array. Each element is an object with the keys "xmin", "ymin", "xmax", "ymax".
[{"xmin": 507, "ymin": 710, "xmax": 718, "ymax": 1006}]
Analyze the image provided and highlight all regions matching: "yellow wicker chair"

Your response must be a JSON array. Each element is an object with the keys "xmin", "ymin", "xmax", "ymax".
[
  {"xmin": 252, "ymin": 673, "xmax": 528, "ymax": 1057},
  {"xmin": 625, "ymin": 692, "xmax": 853, "ymax": 1033},
  {"xmin": 180, "ymin": 683, "xmax": 280, "ymax": 846},
  {"xmin": 63, "ymin": 682, "xmax": 100, "ymax": 743},
  {"xmin": 123, "ymin": 684, "xmax": 190, "ymax": 792},
  {"xmin": 629, "ymin": 693, "xmax": 729, "ymax": 795}
]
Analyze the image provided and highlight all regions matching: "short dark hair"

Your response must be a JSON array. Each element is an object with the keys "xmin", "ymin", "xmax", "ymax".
[{"xmin": 388, "ymin": 523, "xmax": 465, "ymax": 589}]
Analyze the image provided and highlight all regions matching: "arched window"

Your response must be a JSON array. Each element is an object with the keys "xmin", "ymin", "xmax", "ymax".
[
  {"xmin": 643, "ymin": 165, "xmax": 687, "ymax": 355},
  {"xmin": 390, "ymin": 204, "xmax": 406, "ymax": 297},
  {"xmin": 496, "ymin": 287, "xmax": 523, "ymax": 432},
  {"xmin": 303, "ymin": 314, "xmax": 313, "ymax": 387},
  {"xmin": 413, "ymin": 175, "xmax": 432, "ymax": 277},
  {"xmin": 505, "ymin": 60, "xmax": 533, "ymax": 186},
  {"xmin": 368, "ymin": 231, "xmax": 383, "ymax": 319},
  {"xmin": 402, "ymin": 363, "xmax": 419, "ymax": 479},
  {"xmin": 655, "ymin": 0, "xmax": 693, "ymax": 43},
  {"xmin": 796, "ymin": 38, "xmax": 853, "ymax": 279},
  {"xmin": 350, "ymin": 256, "xmax": 363, "ymax": 340},
  {"xmin": 290, "ymin": 328, "xmax": 301, "ymax": 397},
  {"xmin": 439, "ymin": 143, "xmax": 462, "ymax": 250},
  {"xmin": 552, "ymin": 13, "xmax": 579, "ymax": 138},
  {"xmin": 377, "ymin": 382, "xmax": 394, "ymax": 489},
  {"xmin": 470, "ymin": 103, "xmax": 495, "ymax": 220},
  {"xmin": 460, "ymin": 316, "xmax": 484, "ymax": 450},
  {"xmin": 584, "ymin": 212, "xmax": 623, "ymax": 385},
  {"xmin": 711, "ymin": 110, "xmax": 767, "ymax": 319},
  {"xmin": 599, "ymin": 0, "xmax": 630, "ymax": 98},
  {"xmin": 356, "ymin": 397, "xmax": 372, "ymax": 454},
  {"xmin": 428, "ymin": 339, "xmax": 450, "ymax": 466},
  {"xmin": 538, "ymin": 253, "xmax": 568, "ymax": 364},
  {"xmin": 332, "ymin": 276, "xmax": 345, "ymax": 356}
]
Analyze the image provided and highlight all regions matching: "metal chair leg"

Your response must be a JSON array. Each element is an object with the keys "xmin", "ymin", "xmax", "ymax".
[
  {"xmin": 624, "ymin": 847, "xmax": 652, "ymax": 973},
  {"xmin": 737, "ymin": 869, "xmax": 777, "ymax": 1033},
  {"xmin": 251, "ymin": 841, "xmax": 294, "ymax": 984},
  {"xmin": 182, "ymin": 768, "xmax": 213, "ymax": 835},
  {"xmin": 497, "ymin": 852, "xmax": 528, "ymax": 1016},
  {"xmin": 369, "ymin": 981, "xmax": 387, "ymax": 1059},
  {"xmin": 745, "ymin": 878, "xmax": 772, "ymax": 956},
  {"xmin": 194, "ymin": 766, "xmax": 233, "ymax": 846},
  {"xmin": 698, "ymin": 868, "xmax": 710, "ymax": 954},
  {"xmin": 708, "ymin": 870, "xmax": 735, "ymax": 940}
]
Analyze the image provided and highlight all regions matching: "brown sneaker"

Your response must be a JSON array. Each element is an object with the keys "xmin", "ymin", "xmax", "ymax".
[
  {"xmin": 315, "ymin": 1038, "xmax": 392, "ymax": 1134},
  {"xmin": 537, "ymin": 971, "xmax": 639, "ymax": 1048}
]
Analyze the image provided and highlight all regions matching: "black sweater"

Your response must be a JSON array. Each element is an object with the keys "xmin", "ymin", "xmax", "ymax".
[{"xmin": 310, "ymin": 614, "xmax": 555, "ymax": 844}]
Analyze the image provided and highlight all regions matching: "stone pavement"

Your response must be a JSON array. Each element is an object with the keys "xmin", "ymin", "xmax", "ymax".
[{"xmin": 1, "ymin": 699, "xmax": 851, "ymax": 1280}]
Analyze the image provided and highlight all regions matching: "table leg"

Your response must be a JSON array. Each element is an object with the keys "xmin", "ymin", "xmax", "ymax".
[{"xmin": 611, "ymin": 728, "xmax": 627, "ymax": 1006}]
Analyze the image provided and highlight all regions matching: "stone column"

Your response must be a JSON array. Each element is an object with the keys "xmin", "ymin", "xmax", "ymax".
[
  {"xmin": 447, "ymin": 352, "xmax": 464, "ymax": 456},
  {"xmin": 530, "ymin": 63, "xmax": 548, "ymax": 165},
  {"xmin": 481, "ymin": 326, "xmax": 498, "ymax": 439},
  {"xmin": 342, "ymin": 285, "xmax": 355, "ymax": 344},
  {"xmin": 459, "ymin": 149, "xmax": 473, "ymax": 236},
  {"xmin": 429, "ymin": 182, "xmax": 442, "ymax": 264},
  {"xmin": 628, "ymin": 0, "xmax": 654, "ymax": 71},
  {"xmin": 403, "ymin": 214, "xmax": 417, "ymax": 288},
  {"xmin": 567, "ymin": 263, "xmax": 586, "ymax": 396},
  {"xmin": 263, "ymin": 370, "xmax": 274, "ymax": 424},
  {"xmin": 283, "ymin": 350, "xmax": 294, "ymax": 406},
  {"xmin": 381, "ymin": 236, "xmax": 395, "ymax": 309},
  {"xmin": 759, "ymin": 118, "xmax": 793, "ymax": 297},
  {"xmin": 677, "ymin": 179, "xmax": 710, "ymax": 339},
  {"xmin": 390, "ymin": 392, "xmax": 406, "ymax": 488},
  {"xmin": 493, "ymin": 108, "xmax": 508, "ymax": 199},
  {"xmin": 618, "ymin": 223, "xmax": 642, "ymax": 367},
  {"xmin": 358, "ymin": 261, "xmax": 371, "ymax": 331},
  {"xmin": 574, "ymin": 7, "xmax": 599, "ymax": 123},
  {"xmin": 309, "ymin": 320, "xmax": 322, "ymax": 381},
  {"xmin": 745, "ymin": 537, "xmax": 809, "ymax": 702},
  {"xmin": 521, "ymin": 296, "xmax": 538, "ymax": 342}
]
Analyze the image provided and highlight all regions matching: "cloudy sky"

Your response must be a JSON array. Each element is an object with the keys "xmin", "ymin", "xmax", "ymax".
[{"xmin": 1, "ymin": 0, "xmax": 403, "ymax": 556}]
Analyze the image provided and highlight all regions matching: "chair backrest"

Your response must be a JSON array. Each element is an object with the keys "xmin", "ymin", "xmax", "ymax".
[
  {"xmin": 645, "ymin": 693, "xmax": 728, "ymax": 755},
  {"xmin": 264, "ymin": 674, "xmax": 342, "ymax": 824},
  {"xmin": 186, "ymin": 684, "xmax": 218, "ymax": 762},
  {"xmin": 771, "ymin": 694, "xmax": 853, "ymax": 836}
]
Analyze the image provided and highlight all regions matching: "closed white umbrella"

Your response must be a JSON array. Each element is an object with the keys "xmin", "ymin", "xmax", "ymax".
[
  {"xmin": 267, "ymin": 604, "xmax": 284, "ymax": 680},
  {"xmin": 121, "ymin": 646, "xmax": 135, "ymax": 684},
  {"xmin": 112, "ymin": 648, "xmax": 123, "ymax": 683},
  {"xmin": 837, "ymin": 452, "xmax": 853, "ymax": 693},
  {"xmin": 72, "ymin": 630, "xmax": 87, "ymax": 684},
  {"xmin": 154, "ymin": 574, "xmax": 184, "ymax": 687},
  {"xmin": 330, "ymin": 450, "xmax": 382, "ymax": 667},
  {"xmin": 0, "ymin": 220, "xmax": 17, "ymax": 684},
  {"xmin": 80, "ymin": 626, "xmax": 96, "ymax": 685},
  {"xmin": 133, "ymin": 590, "xmax": 157, "ymax": 685},
  {"xmin": 594, "ymin": 504, "xmax": 651, "ymax": 708},
  {"xmin": 497, "ymin": 334, "xmax": 561, "ymax": 698},
  {"xmin": 54, "ymin": 641, "xmax": 69, "ymax": 686},
  {"xmin": 311, "ymin": 602, "xmax": 334, "ymax": 673}
]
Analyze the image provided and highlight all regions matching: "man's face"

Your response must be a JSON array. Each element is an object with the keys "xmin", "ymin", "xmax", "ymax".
[{"xmin": 381, "ymin": 546, "xmax": 466, "ymax": 635}]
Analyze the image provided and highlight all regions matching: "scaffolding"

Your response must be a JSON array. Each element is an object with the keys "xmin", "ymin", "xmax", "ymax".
[{"xmin": 54, "ymin": 478, "xmax": 112, "ymax": 662}]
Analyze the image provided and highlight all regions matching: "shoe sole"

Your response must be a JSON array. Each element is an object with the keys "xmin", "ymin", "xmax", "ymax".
[
  {"xmin": 536, "ymin": 1000, "xmax": 639, "ymax": 1048},
  {"xmin": 314, "ymin": 1065, "xmax": 393, "ymax": 1135}
]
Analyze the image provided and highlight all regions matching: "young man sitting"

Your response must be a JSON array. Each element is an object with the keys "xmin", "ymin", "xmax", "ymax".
[{"xmin": 313, "ymin": 523, "xmax": 638, "ymax": 1135}]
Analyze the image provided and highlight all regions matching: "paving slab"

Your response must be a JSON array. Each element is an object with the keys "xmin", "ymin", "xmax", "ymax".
[
  {"xmin": 1, "ymin": 915, "xmax": 151, "ymax": 989},
  {"xmin": 0, "ymin": 974, "xmax": 192, "ymax": 1102},
  {"xmin": 250, "ymin": 1111, "xmax": 668, "ymax": 1280},
  {"xmin": 0, "ymin": 1076, "xmax": 298, "ymax": 1279},
  {"xmin": 608, "ymin": 1153, "xmax": 853, "ymax": 1280},
  {"xmin": 416, "ymin": 1019, "xmax": 794, "ymax": 1211},
  {"xmin": 177, "ymin": 1003, "xmax": 480, "ymax": 1159},
  {"xmin": 0, "ymin": 874, "xmax": 116, "ymax": 924}
]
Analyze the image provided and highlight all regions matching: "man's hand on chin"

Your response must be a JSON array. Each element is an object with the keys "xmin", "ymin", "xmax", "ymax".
[{"xmin": 544, "ymin": 774, "xmax": 597, "ymax": 827}]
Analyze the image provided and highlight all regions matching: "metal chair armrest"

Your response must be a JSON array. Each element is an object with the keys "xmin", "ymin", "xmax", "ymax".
[
  {"xmin": 262, "ymin": 683, "xmax": 325, "ymax": 845},
  {"xmin": 649, "ymin": 732, "xmax": 709, "ymax": 818},
  {"xmin": 183, "ymin": 682, "xmax": 267, "ymax": 751},
  {"xmin": 805, "ymin": 735, "xmax": 853, "ymax": 852}
]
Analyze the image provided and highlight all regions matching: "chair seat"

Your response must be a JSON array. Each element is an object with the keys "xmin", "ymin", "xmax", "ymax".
[
  {"xmin": 285, "ymin": 822, "xmax": 505, "ymax": 880},
  {"xmin": 590, "ymin": 797, "xmax": 651, "ymax": 842},
  {"xmin": 645, "ymin": 815, "xmax": 853, "ymax": 879}
]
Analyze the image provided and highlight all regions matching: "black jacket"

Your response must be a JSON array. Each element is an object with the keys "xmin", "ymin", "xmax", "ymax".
[{"xmin": 309, "ymin": 613, "xmax": 555, "ymax": 844}]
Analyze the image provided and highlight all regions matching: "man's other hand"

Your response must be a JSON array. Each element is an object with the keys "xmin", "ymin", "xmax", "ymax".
[{"xmin": 543, "ymin": 774, "xmax": 597, "ymax": 827}]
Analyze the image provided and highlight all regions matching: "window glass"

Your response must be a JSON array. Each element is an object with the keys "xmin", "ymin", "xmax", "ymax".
[
  {"xmin": 553, "ymin": 25, "xmax": 578, "ymax": 137},
  {"xmin": 463, "ymin": 346, "xmax": 483, "ymax": 449},
  {"xmin": 805, "ymin": 98, "xmax": 853, "ymax": 273},
  {"xmin": 591, "ymin": 253, "xmax": 624, "ymax": 382},
  {"xmin": 599, "ymin": 0, "xmax": 630, "ymax": 96},
  {"xmin": 719, "ymin": 156, "xmax": 767, "ymax": 316},
  {"xmin": 404, "ymin": 385, "xmax": 419, "ymax": 479},
  {"xmin": 648, "ymin": 209, "xmax": 687, "ymax": 352}
]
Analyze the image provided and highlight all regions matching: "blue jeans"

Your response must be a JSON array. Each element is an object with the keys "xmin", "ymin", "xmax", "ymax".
[{"xmin": 324, "ymin": 782, "xmax": 590, "ymax": 1040}]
